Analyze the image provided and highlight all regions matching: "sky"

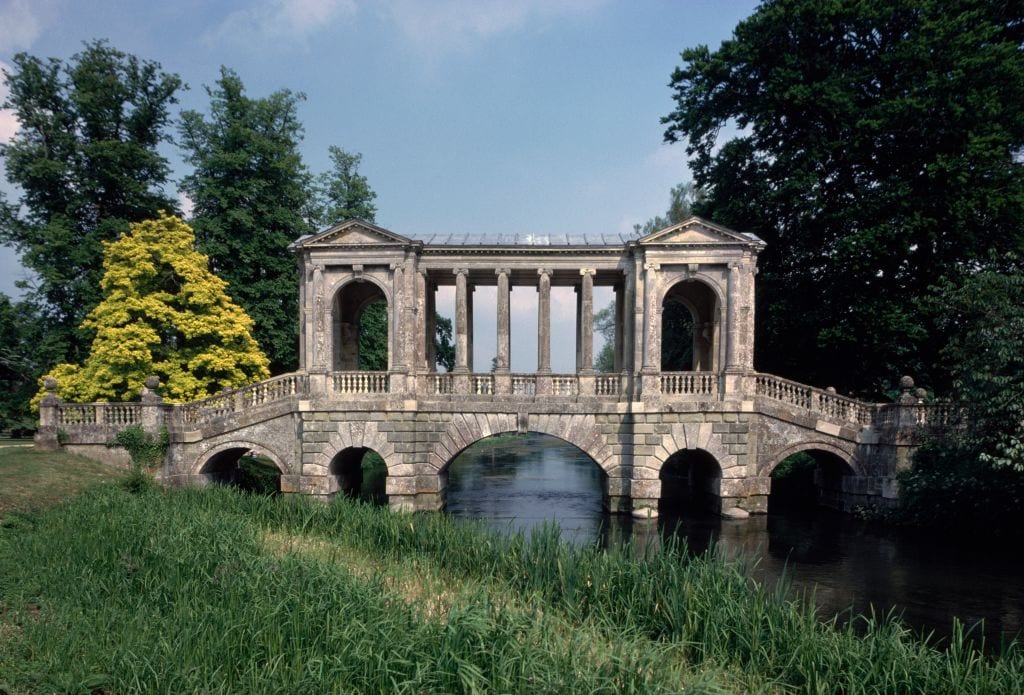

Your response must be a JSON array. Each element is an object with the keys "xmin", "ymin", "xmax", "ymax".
[{"xmin": 0, "ymin": 0, "xmax": 760, "ymax": 371}]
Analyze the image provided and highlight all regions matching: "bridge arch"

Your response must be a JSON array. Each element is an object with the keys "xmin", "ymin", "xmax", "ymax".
[
  {"xmin": 310, "ymin": 419, "xmax": 399, "ymax": 475},
  {"xmin": 330, "ymin": 276, "xmax": 392, "ymax": 371},
  {"xmin": 428, "ymin": 412, "xmax": 613, "ymax": 474}
]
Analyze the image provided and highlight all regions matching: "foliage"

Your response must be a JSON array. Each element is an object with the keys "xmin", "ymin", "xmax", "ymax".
[
  {"xmin": 180, "ymin": 68, "xmax": 313, "ymax": 373},
  {"xmin": 309, "ymin": 146, "xmax": 378, "ymax": 226},
  {"xmin": 235, "ymin": 456, "xmax": 281, "ymax": 496},
  {"xmin": 661, "ymin": 300, "xmax": 694, "ymax": 371},
  {"xmin": 594, "ymin": 301, "xmax": 615, "ymax": 372},
  {"xmin": 632, "ymin": 182, "xmax": 703, "ymax": 237},
  {"xmin": 0, "ymin": 296, "xmax": 61, "ymax": 431},
  {"xmin": 1, "ymin": 484, "xmax": 1021, "ymax": 692},
  {"xmin": 37, "ymin": 215, "xmax": 269, "ymax": 405},
  {"xmin": 0, "ymin": 41, "xmax": 182, "ymax": 366},
  {"xmin": 929, "ymin": 256, "xmax": 1024, "ymax": 472},
  {"xmin": 434, "ymin": 313, "xmax": 456, "ymax": 371},
  {"xmin": 107, "ymin": 424, "xmax": 169, "ymax": 472},
  {"xmin": 770, "ymin": 452, "xmax": 817, "ymax": 480},
  {"xmin": 663, "ymin": 0, "xmax": 1024, "ymax": 395},
  {"xmin": 357, "ymin": 300, "xmax": 388, "ymax": 370}
]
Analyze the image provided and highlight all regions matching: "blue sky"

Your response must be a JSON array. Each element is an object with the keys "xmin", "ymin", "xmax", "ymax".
[{"xmin": 0, "ymin": 0, "xmax": 759, "ymax": 370}]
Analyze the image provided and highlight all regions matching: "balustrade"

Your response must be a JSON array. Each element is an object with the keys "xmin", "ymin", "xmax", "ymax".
[
  {"xmin": 432, "ymin": 374, "xmax": 454, "ymax": 394},
  {"xmin": 660, "ymin": 372, "xmax": 718, "ymax": 396},
  {"xmin": 754, "ymin": 373, "xmax": 874, "ymax": 425},
  {"xmin": 551, "ymin": 375, "xmax": 578, "ymax": 396},
  {"xmin": 511, "ymin": 374, "xmax": 536, "ymax": 396},
  {"xmin": 333, "ymin": 371, "xmax": 389, "ymax": 394},
  {"xmin": 241, "ymin": 373, "xmax": 308, "ymax": 407},
  {"xmin": 472, "ymin": 375, "xmax": 494, "ymax": 395},
  {"xmin": 594, "ymin": 373, "xmax": 622, "ymax": 396}
]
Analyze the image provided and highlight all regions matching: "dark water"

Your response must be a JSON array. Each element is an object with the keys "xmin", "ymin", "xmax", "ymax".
[{"xmin": 445, "ymin": 433, "xmax": 1024, "ymax": 648}]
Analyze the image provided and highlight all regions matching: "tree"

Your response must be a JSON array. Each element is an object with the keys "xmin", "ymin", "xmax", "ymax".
[
  {"xmin": 358, "ymin": 300, "xmax": 388, "ymax": 371},
  {"xmin": 38, "ymin": 215, "xmax": 270, "ymax": 404},
  {"xmin": 180, "ymin": 68, "xmax": 313, "ymax": 374},
  {"xmin": 311, "ymin": 146, "xmax": 378, "ymax": 226},
  {"xmin": 632, "ymin": 182, "xmax": 702, "ymax": 237},
  {"xmin": 593, "ymin": 302, "xmax": 615, "ymax": 372},
  {"xmin": 0, "ymin": 295, "xmax": 62, "ymax": 432},
  {"xmin": 0, "ymin": 41, "xmax": 182, "ymax": 364},
  {"xmin": 434, "ymin": 315, "xmax": 455, "ymax": 372},
  {"xmin": 662, "ymin": 0, "xmax": 1024, "ymax": 395}
]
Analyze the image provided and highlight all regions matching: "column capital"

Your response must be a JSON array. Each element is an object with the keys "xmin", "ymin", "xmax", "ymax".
[
  {"xmin": 579, "ymin": 268, "xmax": 596, "ymax": 277},
  {"xmin": 495, "ymin": 267, "xmax": 511, "ymax": 277},
  {"xmin": 453, "ymin": 267, "xmax": 469, "ymax": 277},
  {"xmin": 537, "ymin": 267, "xmax": 551, "ymax": 278},
  {"xmin": 644, "ymin": 262, "xmax": 660, "ymax": 272}
]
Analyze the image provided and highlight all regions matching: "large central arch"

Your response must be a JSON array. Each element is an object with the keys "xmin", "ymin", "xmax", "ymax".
[{"xmin": 661, "ymin": 279, "xmax": 720, "ymax": 372}]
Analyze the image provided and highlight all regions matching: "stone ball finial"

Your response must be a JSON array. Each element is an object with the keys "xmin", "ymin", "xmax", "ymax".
[
  {"xmin": 899, "ymin": 375, "xmax": 915, "ymax": 390},
  {"xmin": 145, "ymin": 375, "xmax": 161, "ymax": 390},
  {"xmin": 44, "ymin": 377, "xmax": 57, "ymax": 391},
  {"xmin": 825, "ymin": 386, "xmax": 837, "ymax": 394},
  {"xmin": 915, "ymin": 387, "xmax": 927, "ymax": 403}
]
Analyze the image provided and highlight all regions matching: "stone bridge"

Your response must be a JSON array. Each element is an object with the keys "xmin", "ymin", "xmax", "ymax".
[{"xmin": 36, "ymin": 217, "xmax": 950, "ymax": 517}]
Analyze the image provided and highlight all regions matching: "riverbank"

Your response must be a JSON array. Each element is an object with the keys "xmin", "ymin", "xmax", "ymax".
[{"xmin": 1, "ymin": 452, "xmax": 1021, "ymax": 692}]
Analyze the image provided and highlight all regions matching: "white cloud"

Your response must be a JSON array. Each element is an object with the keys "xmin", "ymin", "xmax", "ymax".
[
  {"xmin": 0, "ymin": 0, "xmax": 56, "ymax": 53},
  {"xmin": 381, "ymin": 0, "xmax": 606, "ymax": 53},
  {"xmin": 0, "ymin": 61, "xmax": 20, "ymax": 144},
  {"xmin": 177, "ymin": 190, "xmax": 195, "ymax": 220},
  {"xmin": 207, "ymin": 0, "xmax": 357, "ymax": 45}
]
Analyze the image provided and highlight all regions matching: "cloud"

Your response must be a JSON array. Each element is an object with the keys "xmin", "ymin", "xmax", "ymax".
[
  {"xmin": 381, "ymin": 0, "xmax": 606, "ymax": 53},
  {"xmin": 177, "ymin": 190, "xmax": 195, "ymax": 220},
  {"xmin": 0, "ymin": 0, "xmax": 56, "ymax": 53},
  {"xmin": 0, "ymin": 62, "xmax": 20, "ymax": 144},
  {"xmin": 207, "ymin": 0, "xmax": 357, "ymax": 45}
]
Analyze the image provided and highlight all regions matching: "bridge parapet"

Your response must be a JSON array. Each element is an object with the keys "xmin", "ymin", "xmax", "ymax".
[{"xmin": 751, "ymin": 373, "xmax": 875, "ymax": 427}]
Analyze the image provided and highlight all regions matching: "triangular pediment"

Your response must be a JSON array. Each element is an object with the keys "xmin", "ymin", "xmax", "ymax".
[
  {"xmin": 295, "ymin": 219, "xmax": 413, "ymax": 248},
  {"xmin": 638, "ymin": 216, "xmax": 764, "ymax": 247}
]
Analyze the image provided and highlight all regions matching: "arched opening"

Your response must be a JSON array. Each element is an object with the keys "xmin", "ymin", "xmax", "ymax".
[
  {"xmin": 659, "ymin": 449, "xmax": 722, "ymax": 516},
  {"xmin": 445, "ymin": 431, "xmax": 609, "ymax": 544},
  {"xmin": 199, "ymin": 448, "xmax": 281, "ymax": 495},
  {"xmin": 768, "ymin": 449, "xmax": 855, "ymax": 515},
  {"xmin": 661, "ymin": 280, "xmax": 719, "ymax": 371},
  {"xmin": 333, "ymin": 281, "xmax": 389, "ymax": 370},
  {"xmin": 329, "ymin": 447, "xmax": 388, "ymax": 504}
]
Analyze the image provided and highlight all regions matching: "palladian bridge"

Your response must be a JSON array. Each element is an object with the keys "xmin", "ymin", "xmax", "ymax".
[{"xmin": 37, "ymin": 217, "xmax": 946, "ymax": 518}]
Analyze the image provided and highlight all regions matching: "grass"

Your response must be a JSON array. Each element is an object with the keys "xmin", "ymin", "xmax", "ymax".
[
  {"xmin": 0, "ymin": 447, "xmax": 126, "ymax": 518},
  {"xmin": 0, "ymin": 450, "xmax": 1022, "ymax": 693}
]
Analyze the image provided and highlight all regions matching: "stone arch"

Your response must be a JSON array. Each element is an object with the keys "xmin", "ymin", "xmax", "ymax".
[
  {"xmin": 427, "ymin": 412, "xmax": 613, "ymax": 475},
  {"xmin": 330, "ymin": 276, "xmax": 392, "ymax": 371},
  {"xmin": 309, "ymin": 419, "xmax": 399, "ymax": 476},
  {"xmin": 643, "ymin": 421, "xmax": 734, "ymax": 477},
  {"xmin": 763, "ymin": 440, "xmax": 860, "ymax": 478},
  {"xmin": 191, "ymin": 440, "xmax": 290, "ymax": 477},
  {"xmin": 659, "ymin": 447, "xmax": 724, "ymax": 514}
]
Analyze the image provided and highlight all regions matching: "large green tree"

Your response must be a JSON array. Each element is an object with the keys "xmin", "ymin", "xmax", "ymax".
[
  {"xmin": 0, "ymin": 41, "xmax": 182, "ymax": 365},
  {"xmin": 663, "ymin": 0, "xmax": 1024, "ymax": 395},
  {"xmin": 0, "ymin": 295, "xmax": 62, "ymax": 431},
  {"xmin": 311, "ymin": 145, "xmax": 378, "ymax": 226},
  {"xmin": 180, "ymin": 68, "xmax": 312, "ymax": 374}
]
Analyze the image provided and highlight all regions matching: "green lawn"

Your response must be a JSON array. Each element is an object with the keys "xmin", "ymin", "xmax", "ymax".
[{"xmin": 0, "ymin": 446, "xmax": 126, "ymax": 517}]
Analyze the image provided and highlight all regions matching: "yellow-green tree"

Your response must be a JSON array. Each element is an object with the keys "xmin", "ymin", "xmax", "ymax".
[{"xmin": 40, "ymin": 214, "xmax": 270, "ymax": 404}]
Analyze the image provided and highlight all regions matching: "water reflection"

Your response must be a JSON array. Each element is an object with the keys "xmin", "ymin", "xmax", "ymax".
[{"xmin": 445, "ymin": 433, "xmax": 1024, "ymax": 648}]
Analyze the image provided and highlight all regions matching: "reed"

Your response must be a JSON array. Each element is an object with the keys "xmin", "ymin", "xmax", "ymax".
[{"xmin": 1, "ymin": 484, "xmax": 1020, "ymax": 693}]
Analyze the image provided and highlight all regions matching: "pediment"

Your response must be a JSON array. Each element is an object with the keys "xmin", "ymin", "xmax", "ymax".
[
  {"xmin": 638, "ymin": 216, "xmax": 764, "ymax": 248},
  {"xmin": 295, "ymin": 219, "xmax": 412, "ymax": 248}
]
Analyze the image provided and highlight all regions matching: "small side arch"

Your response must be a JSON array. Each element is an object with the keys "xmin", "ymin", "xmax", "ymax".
[
  {"xmin": 192, "ymin": 441, "xmax": 289, "ymax": 476},
  {"xmin": 763, "ymin": 440, "xmax": 859, "ymax": 478}
]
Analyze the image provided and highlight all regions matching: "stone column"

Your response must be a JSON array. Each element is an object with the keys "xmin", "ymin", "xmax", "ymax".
[
  {"xmin": 453, "ymin": 268, "xmax": 469, "ymax": 373},
  {"xmin": 613, "ymin": 282, "xmax": 625, "ymax": 372},
  {"xmin": 579, "ymin": 268, "xmax": 595, "ymax": 373},
  {"xmin": 467, "ymin": 283, "xmax": 475, "ymax": 372},
  {"xmin": 726, "ymin": 262, "xmax": 741, "ymax": 372},
  {"xmin": 495, "ymin": 268, "xmax": 511, "ymax": 371},
  {"xmin": 641, "ymin": 262, "xmax": 660, "ymax": 371},
  {"xmin": 390, "ymin": 262, "xmax": 405, "ymax": 371},
  {"xmin": 415, "ymin": 271, "xmax": 428, "ymax": 370},
  {"xmin": 537, "ymin": 268, "xmax": 552, "ymax": 374}
]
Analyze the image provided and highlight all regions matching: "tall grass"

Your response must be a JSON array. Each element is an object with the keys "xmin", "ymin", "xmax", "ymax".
[{"xmin": 1, "ymin": 484, "xmax": 1021, "ymax": 693}]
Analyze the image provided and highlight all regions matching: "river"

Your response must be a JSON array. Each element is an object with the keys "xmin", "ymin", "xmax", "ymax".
[{"xmin": 444, "ymin": 433, "xmax": 1024, "ymax": 649}]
